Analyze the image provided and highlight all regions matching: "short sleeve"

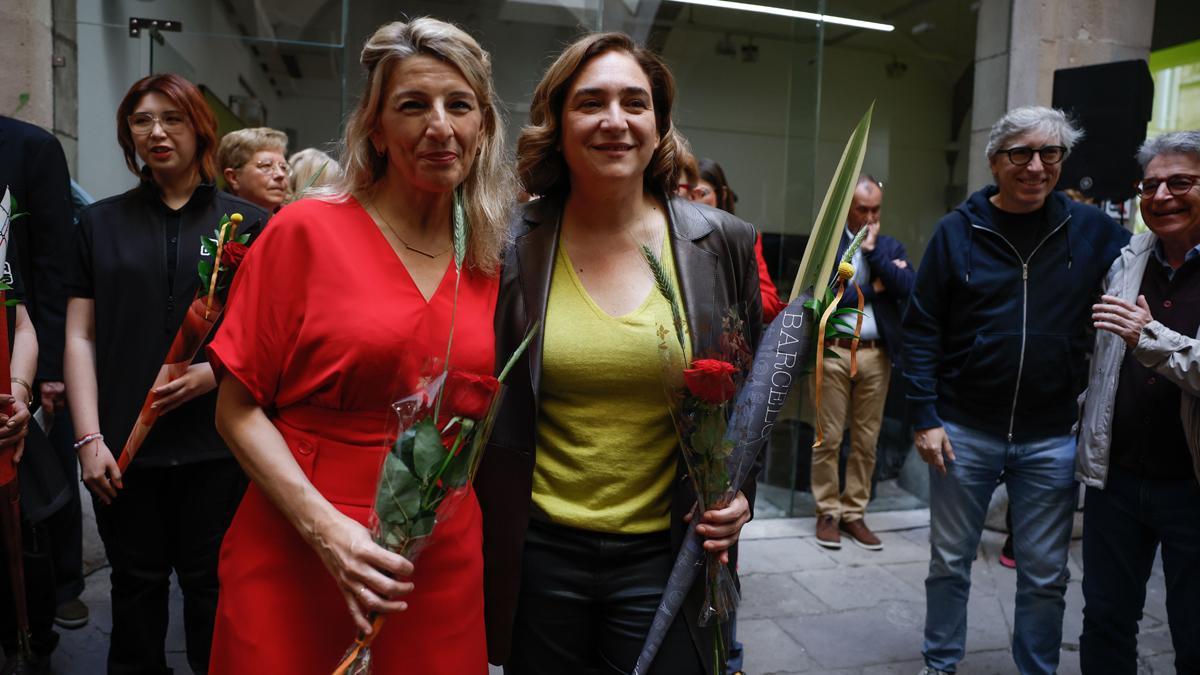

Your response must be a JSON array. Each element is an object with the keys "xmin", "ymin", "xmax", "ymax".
[
  {"xmin": 207, "ymin": 210, "xmax": 309, "ymax": 408},
  {"xmin": 63, "ymin": 209, "xmax": 94, "ymax": 299}
]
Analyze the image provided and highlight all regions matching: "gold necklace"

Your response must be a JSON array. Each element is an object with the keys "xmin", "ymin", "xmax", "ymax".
[{"xmin": 370, "ymin": 202, "xmax": 452, "ymax": 259}]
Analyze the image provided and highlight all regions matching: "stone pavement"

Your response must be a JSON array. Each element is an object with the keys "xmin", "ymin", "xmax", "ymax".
[
  {"xmin": 736, "ymin": 511, "xmax": 1177, "ymax": 675},
  {"xmin": 50, "ymin": 488, "xmax": 1176, "ymax": 674}
]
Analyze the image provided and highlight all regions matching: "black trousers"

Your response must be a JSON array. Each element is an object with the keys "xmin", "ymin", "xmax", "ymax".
[
  {"xmin": 46, "ymin": 407, "xmax": 84, "ymax": 605},
  {"xmin": 0, "ymin": 518, "xmax": 59, "ymax": 660},
  {"xmin": 507, "ymin": 520, "xmax": 705, "ymax": 675},
  {"xmin": 94, "ymin": 458, "xmax": 246, "ymax": 675},
  {"xmin": 1080, "ymin": 467, "xmax": 1200, "ymax": 675}
]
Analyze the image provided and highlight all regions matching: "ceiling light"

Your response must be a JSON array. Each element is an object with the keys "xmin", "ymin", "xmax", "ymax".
[{"xmin": 665, "ymin": 0, "xmax": 894, "ymax": 32}]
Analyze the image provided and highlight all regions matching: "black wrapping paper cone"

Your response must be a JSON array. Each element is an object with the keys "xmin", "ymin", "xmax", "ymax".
[{"xmin": 632, "ymin": 291, "xmax": 815, "ymax": 675}]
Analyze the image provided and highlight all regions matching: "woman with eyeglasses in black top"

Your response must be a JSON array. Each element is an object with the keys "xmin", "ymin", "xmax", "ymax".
[{"xmin": 63, "ymin": 73, "xmax": 268, "ymax": 674}]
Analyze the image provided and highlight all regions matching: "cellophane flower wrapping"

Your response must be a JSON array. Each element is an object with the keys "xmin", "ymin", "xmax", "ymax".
[
  {"xmin": 334, "ymin": 368, "xmax": 502, "ymax": 675},
  {"xmin": 659, "ymin": 312, "xmax": 753, "ymax": 633}
]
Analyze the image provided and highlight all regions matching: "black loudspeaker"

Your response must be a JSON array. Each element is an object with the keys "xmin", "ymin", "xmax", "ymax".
[{"xmin": 1051, "ymin": 59, "xmax": 1153, "ymax": 202}]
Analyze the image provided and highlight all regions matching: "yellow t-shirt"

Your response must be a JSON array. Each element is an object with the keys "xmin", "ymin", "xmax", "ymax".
[{"xmin": 533, "ymin": 236, "xmax": 689, "ymax": 534}]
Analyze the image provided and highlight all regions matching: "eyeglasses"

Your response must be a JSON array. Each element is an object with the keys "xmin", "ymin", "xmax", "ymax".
[
  {"xmin": 128, "ymin": 111, "xmax": 189, "ymax": 135},
  {"xmin": 245, "ymin": 160, "xmax": 290, "ymax": 177},
  {"xmin": 676, "ymin": 183, "xmax": 692, "ymax": 196},
  {"xmin": 690, "ymin": 185, "xmax": 714, "ymax": 200},
  {"xmin": 1136, "ymin": 174, "xmax": 1200, "ymax": 199},
  {"xmin": 996, "ymin": 145, "xmax": 1067, "ymax": 166}
]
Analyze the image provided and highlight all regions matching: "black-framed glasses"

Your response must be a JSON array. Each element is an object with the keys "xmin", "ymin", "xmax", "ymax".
[
  {"xmin": 1136, "ymin": 174, "xmax": 1200, "ymax": 199},
  {"xmin": 127, "ymin": 111, "xmax": 188, "ymax": 135},
  {"xmin": 996, "ymin": 145, "xmax": 1067, "ymax": 166}
]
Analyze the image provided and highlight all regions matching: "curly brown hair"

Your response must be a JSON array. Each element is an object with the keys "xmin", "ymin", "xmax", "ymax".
[{"xmin": 518, "ymin": 32, "xmax": 679, "ymax": 198}]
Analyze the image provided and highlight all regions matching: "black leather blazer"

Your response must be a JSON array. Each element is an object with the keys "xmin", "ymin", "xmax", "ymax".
[{"xmin": 475, "ymin": 192, "xmax": 763, "ymax": 667}]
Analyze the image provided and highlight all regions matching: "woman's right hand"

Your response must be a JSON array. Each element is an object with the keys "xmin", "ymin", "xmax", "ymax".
[
  {"xmin": 310, "ymin": 511, "xmax": 415, "ymax": 634},
  {"xmin": 78, "ymin": 439, "xmax": 122, "ymax": 505}
]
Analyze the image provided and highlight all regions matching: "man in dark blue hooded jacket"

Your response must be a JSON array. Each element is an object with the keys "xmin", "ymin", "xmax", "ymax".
[{"xmin": 902, "ymin": 106, "xmax": 1129, "ymax": 675}]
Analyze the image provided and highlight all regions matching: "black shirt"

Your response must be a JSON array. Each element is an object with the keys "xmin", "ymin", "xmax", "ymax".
[
  {"xmin": 1110, "ymin": 249, "xmax": 1200, "ymax": 481},
  {"xmin": 65, "ymin": 181, "xmax": 268, "ymax": 467},
  {"xmin": 987, "ymin": 202, "xmax": 1049, "ymax": 260}
]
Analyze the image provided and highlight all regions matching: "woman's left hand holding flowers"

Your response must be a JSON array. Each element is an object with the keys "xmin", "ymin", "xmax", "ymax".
[
  {"xmin": 691, "ymin": 490, "xmax": 750, "ymax": 564},
  {"xmin": 0, "ymin": 395, "xmax": 31, "ymax": 463},
  {"xmin": 152, "ymin": 363, "xmax": 217, "ymax": 414}
]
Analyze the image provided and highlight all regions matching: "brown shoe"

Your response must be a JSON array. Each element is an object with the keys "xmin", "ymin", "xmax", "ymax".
[
  {"xmin": 840, "ymin": 518, "xmax": 883, "ymax": 550},
  {"xmin": 815, "ymin": 514, "xmax": 841, "ymax": 549}
]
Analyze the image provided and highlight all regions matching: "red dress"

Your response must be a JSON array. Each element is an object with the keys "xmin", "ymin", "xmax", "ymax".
[{"xmin": 207, "ymin": 197, "xmax": 496, "ymax": 674}]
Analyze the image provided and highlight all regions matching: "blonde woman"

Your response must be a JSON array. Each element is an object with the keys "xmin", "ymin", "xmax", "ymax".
[
  {"xmin": 288, "ymin": 147, "xmax": 342, "ymax": 198},
  {"xmin": 206, "ymin": 17, "xmax": 510, "ymax": 673},
  {"xmin": 217, "ymin": 126, "xmax": 289, "ymax": 212}
]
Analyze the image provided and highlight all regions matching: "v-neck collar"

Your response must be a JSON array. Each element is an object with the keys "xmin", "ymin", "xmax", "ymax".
[{"xmin": 352, "ymin": 195, "xmax": 455, "ymax": 304}]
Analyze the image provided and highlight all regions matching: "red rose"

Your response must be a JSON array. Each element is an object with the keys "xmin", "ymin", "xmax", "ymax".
[
  {"xmin": 222, "ymin": 241, "xmax": 249, "ymax": 270},
  {"xmin": 442, "ymin": 370, "xmax": 500, "ymax": 420},
  {"xmin": 683, "ymin": 359, "xmax": 738, "ymax": 405}
]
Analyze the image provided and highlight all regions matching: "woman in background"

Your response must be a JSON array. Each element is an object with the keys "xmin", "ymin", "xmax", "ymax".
[
  {"xmin": 64, "ymin": 72, "xmax": 268, "ymax": 674},
  {"xmin": 694, "ymin": 157, "xmax": 784, "ymax": 323}
]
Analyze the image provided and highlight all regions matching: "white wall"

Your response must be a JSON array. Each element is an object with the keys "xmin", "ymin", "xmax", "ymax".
[
  {"xmin": 661, "ymin": 24, "xmax": 960, "ymax": 265},
  {"xmin": 74, "ymin": 1, "xmax": 342, "ymax": 200}
]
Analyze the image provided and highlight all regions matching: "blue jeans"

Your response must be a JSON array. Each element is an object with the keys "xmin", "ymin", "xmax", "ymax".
[
  {"xmin": 922, "ymin": 421, "xmax": 1076, "ymax": 674},
  {"xmin": 1080, "ymin": 467, "xmax": 1200, "ymax": 674}
]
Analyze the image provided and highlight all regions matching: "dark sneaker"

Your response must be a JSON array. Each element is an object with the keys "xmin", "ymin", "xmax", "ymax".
[
  {"xmin": 54, "ymin": 598, "xmax": 89, "ymax": 629},
  {"xmin": 918, "ymin": 667, "xmax": 952, "ymax": 675},
  {"xmin": 815, "ymin": 514, "xmax": 841, "ymax": 549},
  {"xmin": 999, "ymin": 535, "xmax": 1016, "ymax": 569},
  {"xmin": 840, "ymin": 518, "xmax": 883, "ymax": 550}
]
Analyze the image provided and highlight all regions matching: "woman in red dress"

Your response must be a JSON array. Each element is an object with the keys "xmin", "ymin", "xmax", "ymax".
[{"xmin": 206, "ymin": 18, "xmax": 510, "ymax": 673}]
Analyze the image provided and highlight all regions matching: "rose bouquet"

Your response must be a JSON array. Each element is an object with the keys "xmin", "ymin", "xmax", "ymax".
[
  {"xmin": 332, "ymin": 326, "xmax": 538, "ymax": 675},
  {"xmin": 632, "ymin": 104, "xmax": 875, "ymax": 675},
  {"xmin": 116, "ymin": 213, "xmax": 249, "ymax": 472},
  {"xmin": 641, "ymin": 246, "xmax": 752, "ymax": 673}
]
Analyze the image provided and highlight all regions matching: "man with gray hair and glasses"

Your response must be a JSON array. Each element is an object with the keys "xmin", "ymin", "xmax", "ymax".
[
  {"xmin": 1076, "ymin": 130, "xmax": 1200, "ymax": 674},
  {"xmin": 902, "ymin": 106, "xmax": 1129, "ymax": 674}
]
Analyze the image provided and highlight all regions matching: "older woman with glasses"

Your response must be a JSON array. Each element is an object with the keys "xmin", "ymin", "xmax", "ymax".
[
  {"xmin": 218, "ymin": 126, "xmax": 290, "ymax": 212},
  {"xmin": 63, "ymin": 73, "xmax": 269, "ymax": 674},
  {"xmin": 902, "ymin": 106, "xmax": 1129, "ymax": 675}
]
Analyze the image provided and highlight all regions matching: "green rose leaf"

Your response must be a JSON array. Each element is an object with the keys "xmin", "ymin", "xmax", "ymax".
[
  {"xmin": 375, "ymin": 453, "xmax": 421, "ymax": 531},
  {"xmin": 412, "ymin": 417, "xmax": 447, "ymax": 483}
]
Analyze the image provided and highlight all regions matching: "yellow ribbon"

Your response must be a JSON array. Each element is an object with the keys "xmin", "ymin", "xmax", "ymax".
[{"xmin": 813, "ymin": 262, "xmax": 862, "ymax": 448}]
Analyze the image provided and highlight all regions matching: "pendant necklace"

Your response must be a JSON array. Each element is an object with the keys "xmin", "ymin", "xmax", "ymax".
[{"xmin": 371, "ymin": 202, "xmax": 451, "ymax": 259}]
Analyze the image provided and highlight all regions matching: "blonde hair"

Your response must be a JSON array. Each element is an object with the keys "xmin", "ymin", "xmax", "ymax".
[
  {"xmin": 518, "ymin": 32, "xmax": 680, "ymax": 198},
  {"xmin": 288, "ymin": 147, "xmax": 341, "ymax": 197},
  {"xmin": 329, "ymin": 17, "xmax": 511, "ymax": 274},
  {"xmin": 217, "ymin": 127, "xmax": 289, "ymax": 172}
]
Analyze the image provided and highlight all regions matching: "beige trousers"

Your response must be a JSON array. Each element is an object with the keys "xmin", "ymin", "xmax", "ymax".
[{"xmin": 809, "ymin": 345, "xmax": 891, "ymax": 522}]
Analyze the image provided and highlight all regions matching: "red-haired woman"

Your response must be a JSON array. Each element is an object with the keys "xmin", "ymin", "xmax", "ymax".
[{"xmin": 63, "ymin": 73, "xmax": 269, "ymax": 673}]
